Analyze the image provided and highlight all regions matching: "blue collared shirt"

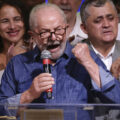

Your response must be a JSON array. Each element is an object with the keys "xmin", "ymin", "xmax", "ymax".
[{"xmin": 0, "ymin": 43, "xmax": 120, "ymax": 106}]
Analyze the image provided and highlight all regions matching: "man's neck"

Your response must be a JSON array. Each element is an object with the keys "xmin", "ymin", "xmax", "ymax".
[{"xmin": 91, "ymin": 41, "xmax": 115, "ymax": 57}]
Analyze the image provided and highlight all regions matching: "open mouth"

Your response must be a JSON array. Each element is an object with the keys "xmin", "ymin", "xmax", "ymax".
[{"xmin": 47, "ymin": 44, "xmax": 60, "ymax": 50}]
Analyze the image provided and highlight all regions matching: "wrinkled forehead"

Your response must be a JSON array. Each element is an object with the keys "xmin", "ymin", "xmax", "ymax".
[
  {"xmin": 38, "ymin": 7, "xmax": 65, "ymax": 21},
  {"xmin": 87, "ymin": 2, "xmax": 117, "ymax": 17},
  {"xmin": 34, "ymin": 8, "xmax": 66, "ymax": 29}
]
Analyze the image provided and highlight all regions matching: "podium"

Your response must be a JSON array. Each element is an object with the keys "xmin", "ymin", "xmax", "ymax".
[{"xmin": 0, "ymin": 103, "xmax": 120, "ymax": 120}]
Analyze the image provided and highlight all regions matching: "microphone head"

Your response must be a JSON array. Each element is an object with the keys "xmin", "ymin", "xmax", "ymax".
[{"xmin": 41, "ymin": 50, "xmax": 51, "ymax": 59}]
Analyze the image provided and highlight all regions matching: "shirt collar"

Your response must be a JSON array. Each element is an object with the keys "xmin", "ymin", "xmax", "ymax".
[
  {"xmin": 32, "ymin": 46, "xmax": 41, "ymax": 62},
  {"xmin": 63, "ymin": 42, "xmax": 73, "ymax": 58},
  {"xmin": 91, "ymin": 43, "xmax": 115, "ymax": 59}
]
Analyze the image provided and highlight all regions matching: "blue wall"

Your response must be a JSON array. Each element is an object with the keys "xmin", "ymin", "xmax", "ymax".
[{"xmin": 45, "ymin": 0, "xmax": 85, "ymax": 12}]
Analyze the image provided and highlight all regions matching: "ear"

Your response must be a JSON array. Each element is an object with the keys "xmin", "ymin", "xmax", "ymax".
[{"xmin": 80, "ymin": 23, "xmax": 88, "ymax": 34}]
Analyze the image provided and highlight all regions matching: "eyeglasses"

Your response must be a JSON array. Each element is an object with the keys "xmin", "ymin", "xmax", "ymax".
[{"xmin": 33, "ymin": 26, "xmax": 68, "ymax": 39}]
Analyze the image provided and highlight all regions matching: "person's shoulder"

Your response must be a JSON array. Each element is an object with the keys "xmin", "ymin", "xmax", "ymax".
[
  {"xmin": 10, "ymin": 49, "xmax": 35, "ymax": 64},
  {"xmin": 116, "ymin": 40, "xmax": 120, "ymax": 44},
  {"xmin": 114, "ymin": 41, "xmax": 120, "ymax": 51}
]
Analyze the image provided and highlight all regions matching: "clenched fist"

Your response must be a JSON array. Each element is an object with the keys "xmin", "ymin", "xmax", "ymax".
[
  {"xmin": 72, "ymin": 43, "xmax": 101, "ymax": 87},
  {"xmin": 72, "ymin": 43, "xmax": 92, "ymax": 66}
]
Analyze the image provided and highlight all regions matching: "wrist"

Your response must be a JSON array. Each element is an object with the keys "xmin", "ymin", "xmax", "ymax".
[{"xmin": 20, "ymin": 90, "xmax": 35, "ymax": 104}]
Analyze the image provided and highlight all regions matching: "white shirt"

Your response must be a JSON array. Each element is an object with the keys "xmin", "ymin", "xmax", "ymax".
[
  {"xmin": 69, "ymin": 12, "xmax": 88, "ymax": 46},
  {"xmin": 91, "ymin": 44, "xmax": 115, "ymax": 70}
]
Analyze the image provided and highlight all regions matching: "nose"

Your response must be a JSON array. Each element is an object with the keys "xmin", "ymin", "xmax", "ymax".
[
  {"xmin": 8, "ymin": 21, "xmax": 15, "ymax": 29},
  {"xmin": 102, "ymin": 19, "xmax": 110, "ymax": 28},
  {"xmin": 43, "ymin": 32, "xmax": 56, "ymax": 45},
  {"xmin": 51, "ymin": 32, "xmax": 56, "ymax": 41}
]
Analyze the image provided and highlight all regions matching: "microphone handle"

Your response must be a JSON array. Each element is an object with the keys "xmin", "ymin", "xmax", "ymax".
[
  {"xmin": 43, "ymin": 59, "xmax": 52, "ymax": 99},
  {"xmin": 43, "ymin": 64, "xmax": 51, "ymax": 73}
]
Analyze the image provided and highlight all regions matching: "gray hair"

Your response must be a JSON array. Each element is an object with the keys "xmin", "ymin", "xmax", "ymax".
[
  {"xmin": 80, "ymin": 0, "xmax": 118, "ymax": 24},
  {"xmin": 29, "ymin": 3, "xmax": 67, "ymax": 30}
]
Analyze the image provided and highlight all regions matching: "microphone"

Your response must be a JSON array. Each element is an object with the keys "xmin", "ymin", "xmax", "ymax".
[{"xmin": 41, "ymin": 50, "xmax": 52, "ymax": 99}]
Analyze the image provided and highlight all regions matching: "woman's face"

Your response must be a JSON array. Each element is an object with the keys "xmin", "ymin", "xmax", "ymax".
[{"xmin": 0, "ymin": 5, "xmax": 25, "ymax": 44}]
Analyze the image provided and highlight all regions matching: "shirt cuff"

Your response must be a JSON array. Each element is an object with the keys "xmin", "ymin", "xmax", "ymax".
[
  {"xmin": 6, "ymin": 94, "xmax": 21, "ymax": 104},
  {"xmin": 92, "ymin": 66, "xmax": 115, "ymax": 91},
  {"xmin": 5, "ymin": 94, "xmax": 21, "ymax": 116}
]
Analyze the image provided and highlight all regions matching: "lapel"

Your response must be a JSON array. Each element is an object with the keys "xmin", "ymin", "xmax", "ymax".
[{"xmin": 112, "ymin": 41, "xmax": 120, "ymax": 63}]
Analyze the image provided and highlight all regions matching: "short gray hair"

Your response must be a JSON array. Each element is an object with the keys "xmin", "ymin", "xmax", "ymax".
[
  {"xmin": 29, "ymin": 3, "xmax": 67, "ymax": 30},
  {"xmin": 80, "ymin": 0, "xmax": 118, "ymax": 24}
]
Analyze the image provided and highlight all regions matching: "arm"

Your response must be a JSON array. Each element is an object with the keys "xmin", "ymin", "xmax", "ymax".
[
  {"xmin": 0, "ymin": 58, "xmax": 54, "ymax": 104},
  {"xmin": 72, "ymin": 43, "xmax": 120, "ymax": 103},
  {"xmin": 72, "ymin": 43, "xmax": 101, "ymax": 88}
]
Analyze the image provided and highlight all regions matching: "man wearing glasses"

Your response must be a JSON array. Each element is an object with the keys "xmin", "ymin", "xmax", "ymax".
[
  {"xmin": 1, "ymin": 3, "xmax": 120, "ymax": 117},
  {"xmin": 48, "ymin": 0, "xmax": 88, "ymax": 46}
]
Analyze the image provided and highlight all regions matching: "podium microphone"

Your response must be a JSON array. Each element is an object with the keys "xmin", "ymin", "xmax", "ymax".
[{"xmin": 41, "ymin": 50, "xmax": 52, "ymax": 99}]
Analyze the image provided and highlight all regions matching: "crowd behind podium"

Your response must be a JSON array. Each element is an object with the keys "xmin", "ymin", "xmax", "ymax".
[{"xmin": 0, "ymin": 0, "xmax": 120, "ymax": 119}]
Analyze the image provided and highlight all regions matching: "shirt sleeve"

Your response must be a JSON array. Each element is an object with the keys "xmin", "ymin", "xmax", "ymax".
[
  {"xmin": 0, "ymin": 59, "xmax": 22, "ymax": 116},
  {"xmin": 6, "ymin": 94, "xmax": 21, "ymax": 104},
  {"xmin": 91, "ymin": 66, "xmax": 120, "ymax": 103},
  {"xmin": 0, "ymin": 94, "xmax": 21, "ymax": 116},
  {"xmin": 92, "ymin": 66, "xmax": 115, "ymax": 91}
]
